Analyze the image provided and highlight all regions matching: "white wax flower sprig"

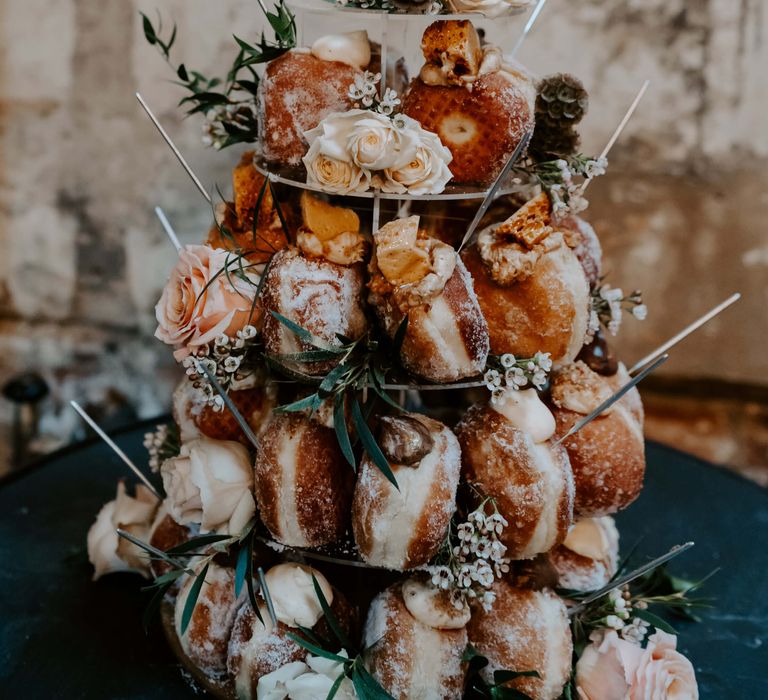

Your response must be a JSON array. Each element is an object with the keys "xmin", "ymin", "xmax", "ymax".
[
  {"xmin": 303, "ymin": 73, "xmax": 453, "ymax": 195},
  {"xmin": 483, "ymin": 351, "xmax": 553, "ymax": 405},
  {"xmin": 424, "ymin": 499, "xmax": 511, "ymax": 612},
  {"xmin": 588, "ymin": 283, "xmax": 646, "ymax": 338}
]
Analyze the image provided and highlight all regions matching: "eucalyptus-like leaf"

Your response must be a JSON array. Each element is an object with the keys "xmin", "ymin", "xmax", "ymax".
[
  {"xmin": 285, "ymin": 633, "xmax": 348, "ymax": 663},
  {"xmin": 235, "ymin": 538, "xmax": 249, "ymax": 598},
  {"xmin": 352, "ymin": 398, "xmax": 398, "ymax": 490},
  {"xmin": 327, "ymin": 671, "xmax": 348, "ymax": 700},
  {"xmin": 269, "ymin": 311, "xmax": 314, "ymax": 343},
  {"xmin": 312, "ymin": 574, "xmax": 350, "ymax": 649},
  {"xmin": 334, "ymin": 393, "xmax": 356, "ymax": 469},
  {"xmin": 180, "ymin": 563, "xmax": 209, "ymax": 636},
  {"xmin": 319, "ymin": 363, "xmax": 352, "ymax": 396},
  {"xmin": 392, "ymin": 315, "xmax": 409, "ymax": 356},
  {"xmin": 275, "ymin": 393, "xmax": 322, "ymax": 414},
  {"xmin": 166, "ymin": 533, "xmax": 233, "ymax": 555},
  {"xmin": 143, "ymin": 579, "xmax": 174, "ymax": 633},
  {"xmin": 351, "ymin": 665, "xmax": 395, "ymax": 700}
]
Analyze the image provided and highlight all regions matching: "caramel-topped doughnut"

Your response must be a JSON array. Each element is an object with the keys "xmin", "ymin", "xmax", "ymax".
[
  {"xmin": 368, "ymin": 216, "xmax": 489, "ymax": 382},
  {"xmin": 402, "ymin": 21, "xmax": 535, "ymax": 185},
  {"xmin": 462, "ymin": 194, "xmax": 590, "ymax": 365}
]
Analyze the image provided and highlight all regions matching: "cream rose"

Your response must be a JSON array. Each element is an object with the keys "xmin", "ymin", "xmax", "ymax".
[
  {"xmin": 381, "ymin": 116, "xmax": 453, "ymax": 195},
  {"xmin": 155, "ymin": 244, "xmax": 259, "ymax": 361},
  {"xmin": 576, "ymin": 629, "xmax": 698, "ymax": 700},
  {"xmin": 87, "ymin": 480, "xmax": 159, "ymax": 580},
  {"xmin": 303, "ymin": 110, "xmax": 373, "ymax": 194},
  {"xmin": 347, "ymin": 111, "xmax": 417, "ymax": 171},
  {"xmin": 257, "ymin": 653, "xmax": 357, "ymax": 700},
  {"xmin": 449, "ymin": 0, "xmax": 533, "ymax": 19},
  {"xmin": 160, "ymin": 437, "xmax": 255, "ymax": 535}
]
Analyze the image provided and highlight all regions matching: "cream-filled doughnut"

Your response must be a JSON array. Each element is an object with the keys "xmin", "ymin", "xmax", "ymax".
[
  {"xmin": 548, "ymin": 516, "xmax": 619, "ymax": 592},
  {"xmin": 461, "ymin": 193, "xmax": 590, "ymax": 365},
  {"xmin": 467, "ymin": 582, "xmax": 572, "ymax": 700},
  {"xmin": 352, "ymin": 413, "xmax": 461, "ymax": 570},
  {"xmin": 227, "ymin": 563, "xmax": 356, "ymax": 699},
  {"xmin": 363, "ymin": 582, "xmax": 468, "ymax": 699},
  {"xmin": 174, "ymin": 561, "xmax": 244, "ymax": 676},
  {"xmin": 456, "ymin": 390, "xmax": 574, "ymax": 559},
  {"xmin": 253, "ymin": 413, "xmax": 354, "ymax": 547},
  {"xmin": 368, "ymin": 216, "xmax": 489, "ymax": 382},
  {"xmin": 548, "ymin": 361, "xmax": 645, "ymax": 517}
]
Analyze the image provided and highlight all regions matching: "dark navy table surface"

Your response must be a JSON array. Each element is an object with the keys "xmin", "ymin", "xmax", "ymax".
[{"xmin": 1, "ymin": 421, "xmax": 766, "ymax": 698}]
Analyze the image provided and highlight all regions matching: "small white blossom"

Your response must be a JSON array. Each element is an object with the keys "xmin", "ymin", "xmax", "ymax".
[
  {"xmin": 605, "ymin": 614, "xmax": 625, "ymax": 630},
  {"xmin": 632, "ymin": 304, "xmax": 648, "ymax": 320},
  {"xmin": 500, "ymin": 354, "xmax": 516, "ymax": 369}
]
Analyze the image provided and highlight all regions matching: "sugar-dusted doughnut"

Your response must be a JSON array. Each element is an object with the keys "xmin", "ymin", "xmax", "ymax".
[
  {"xmin": 548, "ymin": 361, "xmax": 645, "ymax": 517},
  {"xmin": 253, "ymin": 413, "xmax": 354, "ymax": 547},
  {"xmin": 352, "ymin": 413, "xmax": 461, "ymax": 570},
  {"xmin": 364, "ymin": 580, "xmax": 468, "ymax": 699},
  {"xmin": 456, "ymin": 389, "xmax": 574, "ymax": 559},
  {"xmin": 467, "ymin": 581, "xmax": 572, "ymax": 700}
]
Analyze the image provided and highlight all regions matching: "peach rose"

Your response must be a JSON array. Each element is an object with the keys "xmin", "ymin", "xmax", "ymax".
[
  {"xmin": 632, "ymin": 631, "xmax": 698, "ymax": 700},
  {"xmin": 576, "ymin": 629, "xmax": 698, "ymax": 700},
  {"xmin": 160, "ymin": 437, "xmax": 255, "ymax": 535},
  {"xmin": 155, "ymin": 244, "xmax": 259, "ymax": 361}
]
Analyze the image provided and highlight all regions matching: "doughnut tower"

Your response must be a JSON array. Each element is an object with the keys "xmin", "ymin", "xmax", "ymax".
[{"xmin": 84, "ymin": 2, "xmax": 689, "ymax": 698}]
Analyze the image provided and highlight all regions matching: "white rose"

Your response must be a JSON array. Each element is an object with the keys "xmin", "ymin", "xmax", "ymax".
[
  {"xmin": 381, "ymin": 117, "xmax": 453, "ymax": 195},
  {"xmin": 160, "ymin": 437, "xmax": 255, "ymax": 535},
  {"xmin": 449, "ymin": 0, "xmax": 533, "ymax": 19},
  {"xmin": 87, "ymin": 480, "xmax": 159, "ymax": 580},
  {"xmin": 285, "ymin": 652, "xmax": 357, "ymax": 700},
  {"xmin": 347, "ymin": 112, "xmax": 418, "ymax": 171}
]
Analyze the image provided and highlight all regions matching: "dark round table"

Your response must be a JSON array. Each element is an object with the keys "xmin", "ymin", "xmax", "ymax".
[{"xmin": 1, "ymin": 420, "xmax": 766, "ymax": 698}]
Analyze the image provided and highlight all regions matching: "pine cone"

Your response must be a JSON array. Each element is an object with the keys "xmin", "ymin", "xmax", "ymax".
[
  {"xmin": 529, "ymin": 125, "xmax": 581, "ymax": 160},
  {"xmin": 536, "ymin": 73, "xmax": 589, "ymax": 127}
]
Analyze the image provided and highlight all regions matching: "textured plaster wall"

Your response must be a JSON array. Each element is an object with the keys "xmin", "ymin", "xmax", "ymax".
[{"xmin": 0, "ymin": 0, "xmax": 766, "ymax": 460}]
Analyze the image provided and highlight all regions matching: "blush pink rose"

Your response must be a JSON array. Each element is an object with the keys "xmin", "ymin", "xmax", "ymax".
[
  {"xmin": 576, "ymin": 629, "xmax": 698, "ymax": 700},
  {"xmin": 155, "ymin": 245, "xmax": 259, "ymax": 360}
]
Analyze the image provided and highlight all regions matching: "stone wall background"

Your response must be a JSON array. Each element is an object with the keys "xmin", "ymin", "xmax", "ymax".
[{"xmin": 0, "ymin": 0, "xmax": 766, "ymax": 469}]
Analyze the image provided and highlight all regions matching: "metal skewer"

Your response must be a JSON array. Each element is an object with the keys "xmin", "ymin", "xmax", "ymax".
[
  {"xmin": 135, "ymin": 92, "xmax": 212, "ymax": 204},
  {"xmin": 579, "ymin": 80, "xmax": 650, "ymax": 195},
  {"xmin": 568, "ymin": 541, "xmax": 695, "ymax": 616},
  {"xmin": 458, "ymin": 129, "xmax": 533, "ymax": 252},
  {"xmin": 509, "ymin": 0, "xmax": 548, "ymax": 59},
  {"xmin": 155, "ymin": 206, "xmax": 182, "ymax": 252},
  {"xmin": 628, "ymin": 293, "xmax": 741, "ymax": 376},
  {"xmin": 116, "ymin": 528, "xmax": 190, "ymax": 571},
  {"xmin": 553, "ymin": 354, "xmax": 667, "ymax": 446},
  {"xmin": 70, "ymin": 400, "xmax": 162, "ymax": 500}
]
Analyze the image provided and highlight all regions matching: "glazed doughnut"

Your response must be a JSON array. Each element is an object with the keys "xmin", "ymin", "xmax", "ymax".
[
  {"xmin": 402, "ymin": 21, "xmax": 535, "ymax": 185},
  {"xmin": 456, "ymin": 389, "xmax": 574, "ymax": 559},
  {"xmin": 227, "ymin": 563, "xmax": 357, "ymax": 699},
  {"xmin": 259, "ymin": 246, "xmax": 368, "ymax": 376},
  {"xmin": 548, "ymin": 516, "xmax": 619, "ymax": 592},
  {"xmin": 462, "ymin": 194, "xmax": 589, "ymax": 364},
  {"xmin": 467, "ymin": 581, "xmax": 572, "ymax": 700},
  {"xmin": 172, "ymin": 378, "xmax": 277, "ymax": 446},
  {"xmin": 368, "ymin": 216, "xmax": 489, "ymax": 382},
  {"xmin": 253, "ymin": 413, "xmax": 354, "ymax": 547},
  {"xmin": 175, "ymin": 561, "xmax": 244, "ymax": 676},
  {"xmin": 364, "ymin": 581, "xmax": 468, "ymax": 699},
  {"xmin": 461, "ymin": 193, "xmax": 590, "ymax": 364},
  {"xmin": 548, "ymin": 361, "xmax": 645, "ymax": 517},
  {"xmin": 352, "ymin": 413, "xmax": 461, "ymax": 570}
]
